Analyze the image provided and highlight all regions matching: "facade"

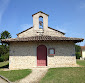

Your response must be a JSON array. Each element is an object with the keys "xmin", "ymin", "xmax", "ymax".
[
  {"xmin": 2, "ymin": 11, "xmax": 83, "ymax": 69},
  {"xmin": 81, "ymin": 46, "xmax": 85, "ymax": 59}
]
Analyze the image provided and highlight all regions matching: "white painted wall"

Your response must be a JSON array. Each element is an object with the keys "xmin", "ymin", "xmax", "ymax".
[{"xmin": 82, "ymin": 50, "xmax": 85, "ymax": 58}]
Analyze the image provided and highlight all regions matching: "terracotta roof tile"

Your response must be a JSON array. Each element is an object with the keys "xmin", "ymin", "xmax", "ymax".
[
  {"xmin": 1, "ymin": 35, "xmax": 84, "ymax": 43},
  {"xmin": 81, "ymin": 46, "xmax": 85, "ymax": 50}
]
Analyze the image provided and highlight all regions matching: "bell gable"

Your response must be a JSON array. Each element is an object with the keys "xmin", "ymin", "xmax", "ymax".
[{"xmin": 17, "ymin": 11, "xmax": 65, "ymax": 38}]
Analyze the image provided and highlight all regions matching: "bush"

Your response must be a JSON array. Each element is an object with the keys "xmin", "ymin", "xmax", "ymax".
[
  {"xmin": 1, "ymin": 53, "xmax": 9, "ymax": 61},
  {"xmin": 0, "ymin": 53, "xmax": 9, "ymax": 62},
  {"xmin": 0, "ymin": 57, "xmax": 3, "ymax": 62},
  {"xmin": 76, "ymin": 52, "xmax": 81, "ymax": 59},
  {"xmin": 75, "ymin": 45, "xmax": 81, "ymax": 59}
]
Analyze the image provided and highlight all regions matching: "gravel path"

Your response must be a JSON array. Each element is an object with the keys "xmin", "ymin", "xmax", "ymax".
[
  {"xmin": 0, "ymin": 77, "xmax": 8, "ymax": 83},
  {"xmin": 15, "ymin": 68, "xmax": 48, "ymax": 83}
]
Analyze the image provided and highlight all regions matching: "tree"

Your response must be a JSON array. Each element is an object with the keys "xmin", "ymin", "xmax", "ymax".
[
  {"xmin": 1, "ymin": 30, "xmax": 11, "ymax": 39},
  {"xmin": 0, "ymin": 30, "xmax": 11, "ymax": 62},
  {"xmin": 0, "ymin": 30, "xmax": 12, "ymax": 45},
  {"xmin": 75, "ymin": 45, "xmax": 81, "ymax": 59}
]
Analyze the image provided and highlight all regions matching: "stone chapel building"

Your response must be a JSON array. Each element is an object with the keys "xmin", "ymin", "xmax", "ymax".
[{"xmin": 2, "ymin": 11, "xmax": 83, "ymax": 69}]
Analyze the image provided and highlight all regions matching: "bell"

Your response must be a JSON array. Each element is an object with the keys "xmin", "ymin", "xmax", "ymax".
[{"xmin": 39, "ymin": 21, "xmax": 43, "ymax": 26}]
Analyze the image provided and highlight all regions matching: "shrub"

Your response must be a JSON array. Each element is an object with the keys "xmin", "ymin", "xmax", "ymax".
[
  {"xmin": 0, "ymin": 57, "xmax": 3, "ymax": 62},
  {"xmin": 0, "ymin": 53, "xmax": 9, "ymax": 62},
  {"xmin": 1, "ymin": 53, "xmax": 9, "ymax": 61},
  {"xmin": 76, "ymin": 52, "xmax": 81, "ymax": 59},
  {"xmin": 75, "ymin": 45, "xmax": 81, "ymax": 59}
]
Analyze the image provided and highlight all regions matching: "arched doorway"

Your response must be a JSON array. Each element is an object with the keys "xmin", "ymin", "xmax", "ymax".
[{"xmin": 37, "ymin": 45, "xmax": 47, "ymax": 66}]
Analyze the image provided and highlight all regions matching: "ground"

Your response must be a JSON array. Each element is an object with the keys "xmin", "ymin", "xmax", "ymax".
[
  {"xmin": 0, "ymin": 77, "xmax": 8, "ymax": 83},
  {"xmin": 16, "ymin": 68, "xmax": 48, "ymax": 83},
  {"xmin": 0, "ymin": 62, "xmax": 31, "ymax": 82},
  {"xmin": 76, "ymin": 59, "xmax": 85, "ymax": 66},
  {"xmin": 40, "ymin": 67, "xmax": 85, "ymax": 83},
  {"xmin": 40, "ymin": 60, "xmax": 85, "ymax": 83}
]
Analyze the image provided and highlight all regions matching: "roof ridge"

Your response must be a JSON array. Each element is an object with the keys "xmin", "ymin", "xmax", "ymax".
[
  {"xmin": 32, "ymin": 11, "xmax": 49, "ymax": 17},
  {"xmin": 17, "ymin": 27, "xmax": 33, "ymax": 36},
  {"xmin": 48, "ymin": 27, "xmax": 65, "ymax": 35}
]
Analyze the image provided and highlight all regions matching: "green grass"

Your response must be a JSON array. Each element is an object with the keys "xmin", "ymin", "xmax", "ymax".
[
  {"xmin": 0, "ymin": 61, "xmax": 32, "ymax": 82},
  {"xmin": 40, "ymin": 67, "xmax": 85, "ymax": 83},
  {"xmin": 0, "ymin": 61, "xmax": 9, "ymax": 68},
  {"xmin": 0, "ymin": 69, "xmax": 32, "ymax": 82},
  {"xmin": 76, "ymin": 59, "xmax": 85, "ymax": 66},
  {"xmin": 40, "ymin": 60, "xmax": 85, "ymax": 83}
]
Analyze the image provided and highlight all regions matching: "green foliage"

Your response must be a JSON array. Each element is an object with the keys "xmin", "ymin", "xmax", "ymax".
[
  {"xmin": 75, "ymin": 45, "xmax": 81, "ymax": 52},
  {"xmin": 0, "ymin": 45, "xmax": 9, "ymax": 56},
  {"xmin": 0, "ymin": 45, "xmax": 9, "ymax": 62},
  {"xmin": 0, "ymin": 57, "xmax": 3, "ymax": 62},
  {"xmin": 1, "ymin": 53, "xmax": 9, "ymax": 61},
  {"xmin": 0, "ymin": 30, "xmax": 11, "ymax": 45},
  {"xmin": 0, "ymin": 30, "xmax": 11, "ymax": 62},
  {"xmin": 0, "ymin": 30, "xmax": 11, "ymax": 39},
  {"xmin": 75, "ymin": 45, "xmax": 81, "ymax": 59},
  {"xmin": 76, "ymin": 52, "xmax": 81, "ymax": 59}
]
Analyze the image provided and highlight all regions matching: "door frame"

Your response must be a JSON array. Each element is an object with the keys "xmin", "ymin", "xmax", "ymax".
[{"xmin": 37, "ymin": 45, "xmax": 47, "ymax": 66}]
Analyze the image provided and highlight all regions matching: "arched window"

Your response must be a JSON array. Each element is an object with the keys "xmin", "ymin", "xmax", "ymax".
[{"xmin": 39, "ymin": 16, "xmax": 43, "ymax": 29}]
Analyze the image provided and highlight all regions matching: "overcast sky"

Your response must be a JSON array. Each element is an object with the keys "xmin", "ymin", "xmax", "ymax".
[{"xmin": 0, "ymin": 0, "xmax": 85, "ymax": 46}]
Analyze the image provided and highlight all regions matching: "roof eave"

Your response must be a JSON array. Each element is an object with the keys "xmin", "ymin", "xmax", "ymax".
[{"xmin": 1, "ymin": 39, "xmax": 83, "ymax": 43}]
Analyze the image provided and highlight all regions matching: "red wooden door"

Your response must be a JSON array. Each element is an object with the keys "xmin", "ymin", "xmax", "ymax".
[{"xmin": 37, "ymin": 45, "xmax": 47, "ymax": 66}]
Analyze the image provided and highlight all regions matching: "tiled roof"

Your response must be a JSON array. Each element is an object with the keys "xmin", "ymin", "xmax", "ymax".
[
  {"xmin": 81, "ymin": 46, "xmax": 85, "ymax": 50},
  {"xmin": 1, "ymin": 35, "xmax": 84, "ymax": 43}
]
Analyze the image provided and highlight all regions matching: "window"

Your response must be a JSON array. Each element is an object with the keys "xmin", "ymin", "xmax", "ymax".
[
  {"xmin": 39, "ymin": 16, "xmax": 43, "ymax": 29},
  {"xmin": 49, "ymin": 48, "xmax": 55, "ymax": 55}
]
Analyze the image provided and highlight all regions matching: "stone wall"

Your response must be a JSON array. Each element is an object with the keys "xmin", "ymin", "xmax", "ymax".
[
  {"xmin": 9, "ymin": 41, "xmax": 76, "ymax": 70},
  {"xmin": 9, "ymin": 42, "xmax": 37, "ymax": 69}
]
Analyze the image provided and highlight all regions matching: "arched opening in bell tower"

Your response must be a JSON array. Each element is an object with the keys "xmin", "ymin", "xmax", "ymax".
[{"xmin": 39, "ymin": 16, "xmax": 43, "ymax": 29}]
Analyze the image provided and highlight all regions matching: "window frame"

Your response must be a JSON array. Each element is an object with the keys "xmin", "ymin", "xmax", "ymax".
[{"xmin": 48, "ymin": 48, "xmax": 55, "ymax": 55}]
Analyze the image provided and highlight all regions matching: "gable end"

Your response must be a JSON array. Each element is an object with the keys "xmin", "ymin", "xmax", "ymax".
[
  {"xmin": 48, "ymin": 27, "xmax": 65, "ymax": 35},
  {"xmin": 17, "ymin": 27, "xmax": 33, "ymax": 36},
  {"xmin": 32, "ymin": 11, "xmax": 49, "ymax": 17}
]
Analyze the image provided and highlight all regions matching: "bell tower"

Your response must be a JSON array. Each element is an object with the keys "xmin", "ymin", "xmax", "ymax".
[{"xmin": 32, "ymin": 11, "xmax": 49, "ymax": 33}]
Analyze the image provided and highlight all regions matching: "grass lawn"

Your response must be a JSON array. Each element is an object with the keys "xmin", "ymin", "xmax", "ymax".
[
  {"xmin": 0, "ymin": 61, "xmax": 9, "ymax": 68},
  {"xmin": 0, "ymin": 69, "xmax": 32, "ymax": 82},
  {"xmin": 0, "ymin": 61, "xmax": 32, "ymax": 82},
  {"xmin": 40, "ymin": 67, "xmax": 85, "ymax": 83},
  {"xmin": 40, "ymin": 60, "xmax": 85, "ymax": 83},
  {"xmin": 76, "ymin": 59, "xmax": 85, "ymax": 66}
]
